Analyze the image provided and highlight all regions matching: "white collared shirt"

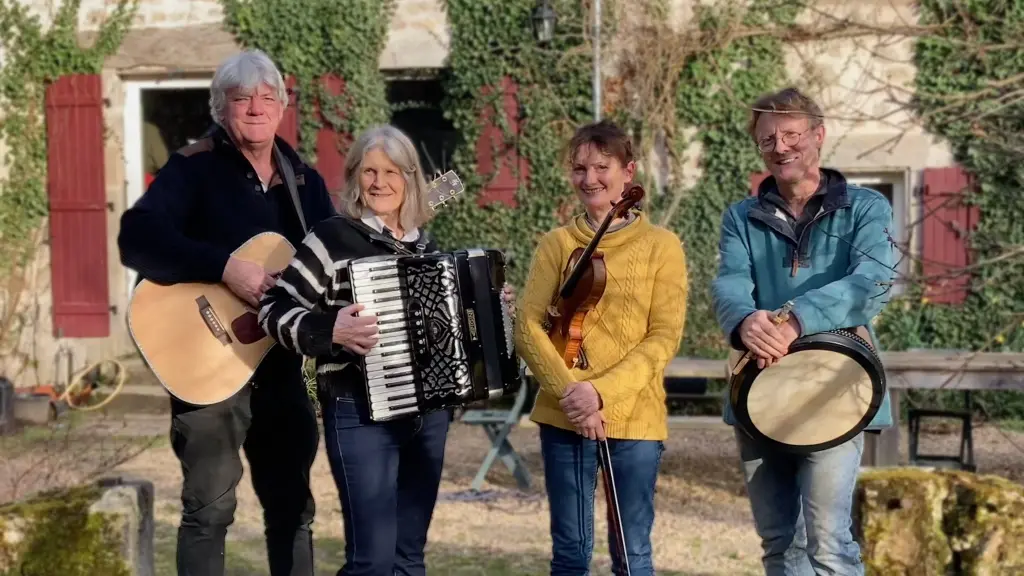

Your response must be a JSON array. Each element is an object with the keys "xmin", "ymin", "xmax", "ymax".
[{"xmin": 360, "ymin": 208, "xmax": 420, "ymax": 242}]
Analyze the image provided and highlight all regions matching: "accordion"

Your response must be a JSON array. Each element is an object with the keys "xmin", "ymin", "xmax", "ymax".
[{"xmin": 347, "ymin": 248, "xmax": 521, "ymax": 422}]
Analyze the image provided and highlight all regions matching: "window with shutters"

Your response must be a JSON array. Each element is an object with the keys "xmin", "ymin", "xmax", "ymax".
[
  {"xmin": 46, "ymin": 74, "xmax": 110, "ymax": 337},
  {"xmin": 845, "ymin": 170, "xmax": 909, "ymax": 295},
  {"xmin": 475, "ymin": 76, "xmax": 528, "ymax": 207},
  {"xmin": 919, "ymin": 166, "xmax": 977, "ymax": 305}
]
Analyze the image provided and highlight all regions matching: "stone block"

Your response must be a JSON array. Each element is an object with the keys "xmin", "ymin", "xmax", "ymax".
[
  {"xmin": 0, "ymin": 476, "xmax": 154, "ymax": 576},
  {"xmin": 855, "ymin": 467, "xmax": 1024, "ymax": 575}
]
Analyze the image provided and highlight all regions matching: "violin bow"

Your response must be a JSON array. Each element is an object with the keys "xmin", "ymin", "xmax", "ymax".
[{"xmin": 598, "ymin": 440, "xmax": 631, "ymax": 576}]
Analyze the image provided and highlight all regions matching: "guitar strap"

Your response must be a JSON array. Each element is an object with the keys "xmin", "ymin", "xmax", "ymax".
[{"xmin": 274, "ymin": 144, "xmax": 308, "ymax": 235}]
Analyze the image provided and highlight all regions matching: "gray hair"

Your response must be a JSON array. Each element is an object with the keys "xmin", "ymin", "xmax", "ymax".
[
  {"xmin": 208, "ymin": 50, "xmax": 288, "ymax": 125},
  {"xmin": 337, "ymin": 125, "xmax": 433, "ymax": 232}
]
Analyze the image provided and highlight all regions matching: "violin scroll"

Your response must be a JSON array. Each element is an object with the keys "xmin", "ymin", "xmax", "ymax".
[{"xmin": 608, "ymin": 184, "xmax": 645, "ymax": 220}]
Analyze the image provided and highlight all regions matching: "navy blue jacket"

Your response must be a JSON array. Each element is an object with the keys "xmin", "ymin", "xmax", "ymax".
[{"xmin": 118, "ymin": 124, "xmax": 336, "ymax": 285}]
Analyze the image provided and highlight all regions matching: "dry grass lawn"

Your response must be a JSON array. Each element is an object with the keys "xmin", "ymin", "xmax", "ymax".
[{"xmin": 6, "ymin": 412, "xmax": 1024, "ymax": 575}]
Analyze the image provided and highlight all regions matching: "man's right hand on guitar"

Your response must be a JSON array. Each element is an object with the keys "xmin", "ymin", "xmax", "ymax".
[
  {"xmin": 333, "ymin": 303, "xmax": 379, "ymax": 355},
  {"xmin": 223, "ymin": 256, "xmax": 276, "ymax": 307}
]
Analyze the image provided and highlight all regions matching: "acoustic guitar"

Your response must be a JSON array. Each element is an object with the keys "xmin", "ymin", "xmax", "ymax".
[{"xmin": 127, "ymin": 170, "xmax": 465, "ymax": 406}]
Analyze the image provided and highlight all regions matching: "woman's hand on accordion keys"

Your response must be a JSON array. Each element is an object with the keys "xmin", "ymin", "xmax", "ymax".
[{"xmin": 332, "ymin": 303, "xmax": 379, "ymax": 355}]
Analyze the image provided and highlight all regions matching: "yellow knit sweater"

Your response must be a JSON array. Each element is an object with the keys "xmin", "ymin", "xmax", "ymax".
[{"xmin": 514, "ymin": 211, "xmax": 689, "ymax": 441}]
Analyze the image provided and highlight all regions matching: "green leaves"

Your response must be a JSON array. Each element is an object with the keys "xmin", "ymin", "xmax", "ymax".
[
  {"xmin": 871, "ymin": 0, "xmax": 1024, "ymax": 416},
  {"xmin": 0, "ymin": 0, "xmax": 136, "ymax": 275},
  {"xmin": 221, "ymin": 0, "xmax": 395, "ymax": 161},
  {"xmin": 647, "ymin": 0, "xmax": 791, "ymax": 357},
  {"xmin": 431, "ymin": 0, "xmax": 597, "ymax": 288}
]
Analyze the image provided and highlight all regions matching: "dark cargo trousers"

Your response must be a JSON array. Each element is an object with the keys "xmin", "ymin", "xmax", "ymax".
[{"xmin": 169, "ymin": 350, "xmax": 319, "ymax": 575}]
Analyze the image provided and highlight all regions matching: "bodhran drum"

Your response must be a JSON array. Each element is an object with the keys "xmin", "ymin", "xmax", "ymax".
[{"xmin": 728, "ymin": 327, "xmax": 886, "ymax": 454}]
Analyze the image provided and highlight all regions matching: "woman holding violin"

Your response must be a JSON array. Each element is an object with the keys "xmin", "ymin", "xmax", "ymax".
[{"xmin": 514, "ymin": 120, "xmax": 689, "ymax": 575}]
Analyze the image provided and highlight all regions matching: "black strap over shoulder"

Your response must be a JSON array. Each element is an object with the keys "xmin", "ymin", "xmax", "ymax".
[
  {"xmin": 274, "ymin": 144, "xmax": 307, "ymax": 235},
  {"xmin": 344, "ymin": 217, "xmax": 431, "ymax": 256}
]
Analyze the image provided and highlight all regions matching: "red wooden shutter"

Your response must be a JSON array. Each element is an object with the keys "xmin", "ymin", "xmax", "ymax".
[
  {"xmin": 314, "ymin": 74, "xmax": 347, "ymax": 194},
  {"xmin": 276, "ymin": 75, "xmax": 299, "ymax": 149},
  {"xmin": 750, "ymin": 171, "xmax": 771, "ymax": 195},
  {"xmin": 45, "ymin": 74, "xmax": 110, "ymax": 337},
  {"xmin": 476, "ymin": 76, "xmax": 528, "ymax": 207},
  {"xmin": 920, "ymin": 166, "xmax": 978, "ymax": 304}
]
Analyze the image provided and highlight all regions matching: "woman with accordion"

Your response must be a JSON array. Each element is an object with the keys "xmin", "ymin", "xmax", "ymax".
[{"xmin": 260, "ymin": 124, "xmax": 464, "ymax": 576}]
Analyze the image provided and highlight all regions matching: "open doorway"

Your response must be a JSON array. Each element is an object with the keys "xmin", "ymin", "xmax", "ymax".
[
  {"xmin": 386, "ymin": 74, "xmax": 457, "ymax": 178},
  {"xmin": 139, "ymin": 88, "xmax": 211, "ymax": 180},
  {"xmin": 123, "ymin": 78, "xmax": 213, "ymax": 296}
]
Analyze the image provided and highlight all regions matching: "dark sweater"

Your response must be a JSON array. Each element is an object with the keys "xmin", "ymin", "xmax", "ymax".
[
  {"xmin": 117, "ymin": 124, "xmax": 336, "ymax": 285},
  {"xmin": 258, "ymin": 215, "xmax": 438, "ymax": 396},
  {"xmin": 118, "ymin": 124, "xmax": 337, "ymax": 382}
]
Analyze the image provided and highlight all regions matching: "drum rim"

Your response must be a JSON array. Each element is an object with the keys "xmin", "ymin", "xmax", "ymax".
[{"xmin": 729, "ymin": 329, "xmax": 886, "ymax": 455}]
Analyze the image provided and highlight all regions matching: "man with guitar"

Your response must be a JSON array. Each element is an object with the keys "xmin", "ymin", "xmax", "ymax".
[
  {"xmin": 712, "ymin": 87, "xmax": 895, "ymax": 575},
  {"xmin": 118, "ymin": 50, "xmax": 337, "ymax": 576}
]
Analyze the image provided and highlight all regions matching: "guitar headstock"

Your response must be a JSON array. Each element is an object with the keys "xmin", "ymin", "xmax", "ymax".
[
  {"xmin": 427, "ymin": 170, "xmax": 465, "ymax": 212},
  {"xmin": 608, "ymin": 184, "xmax": 645, "ymax": 219}
]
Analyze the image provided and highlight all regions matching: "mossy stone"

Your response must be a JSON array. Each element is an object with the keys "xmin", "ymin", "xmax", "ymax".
[
  {"xmin": 855, "ymin": 467, "xmax": 954, "ymax": 575},
  {"xmin": 0, "ymin": 485, "xmax": 130, "ymax": 576},
  {"xmin": 855, "ymin": 468, "xmax": 1024, "ymax": 576}
]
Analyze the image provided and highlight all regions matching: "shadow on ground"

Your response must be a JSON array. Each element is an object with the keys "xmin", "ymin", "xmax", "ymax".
[{"xmin": 153, "ymin": 520, "xmax": 734, "ymax": 576}]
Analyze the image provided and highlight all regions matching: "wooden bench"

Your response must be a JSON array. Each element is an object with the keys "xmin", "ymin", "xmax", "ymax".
[
  {"xmin": 464, "ymin": 351, "xmax": 1024, "ymax": 483},
  {"xmin": 661, "ymin": 351, "xmax": 1024, "ymax": 467}
]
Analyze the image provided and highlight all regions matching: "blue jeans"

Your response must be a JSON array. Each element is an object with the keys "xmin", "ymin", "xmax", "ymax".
[
  {"xmin": 539, "ymin": 424, "xmax": 664, "ymax": 576},
  {"xmin": 321, "ymin": 392, "xmax": 450, "ymax": 576},
  {"xmin": 735, "ymin": 429, "xmax": 865, "ymax": 576}
]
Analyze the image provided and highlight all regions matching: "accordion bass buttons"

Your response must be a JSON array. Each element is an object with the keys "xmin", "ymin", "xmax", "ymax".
[{"xmin": 406, "ymin": 300, "xmax": 430, "ymax": 366}]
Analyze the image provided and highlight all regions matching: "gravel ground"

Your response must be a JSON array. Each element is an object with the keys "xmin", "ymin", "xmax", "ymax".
[{"xmin": 4, "ymin": 413, "xmax": 1024, "ymax": 575}]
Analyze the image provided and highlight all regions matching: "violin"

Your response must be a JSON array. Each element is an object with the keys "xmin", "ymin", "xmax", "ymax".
[{"xmin": 544, "ymin": 184, "xmax": 646, "ymax": 369}]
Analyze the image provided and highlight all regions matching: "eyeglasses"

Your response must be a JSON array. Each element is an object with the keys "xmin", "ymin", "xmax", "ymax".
[{"xmin": 756, "ymin": 128, "xmax": 810, "ymax": 153}]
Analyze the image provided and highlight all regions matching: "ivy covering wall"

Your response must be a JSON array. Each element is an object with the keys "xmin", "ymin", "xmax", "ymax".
[
  {"xmin": 219, "ymin": 0, "xmax": 1021, "ymax": 409},
  {"xmin": 0, "ymin": 0, "xmax": 135, "ymax": 275},
  {"xmin": 430, "ymin": 0, "xmax": 600, "ymax": 290},
  {"xmin": 874, "ymin": 0, "xmax": 1024, "ymax": 417},
  {"xmin": 652, "ymin": 1, "xmax": 797, "ymax": 358},
  {"xmin": 220, "ymin": 0, "xmax": 395, "ymax": 161},
  {"xmin": 433, "ymin": 0, "xmax": 794, "ymax": 359}
]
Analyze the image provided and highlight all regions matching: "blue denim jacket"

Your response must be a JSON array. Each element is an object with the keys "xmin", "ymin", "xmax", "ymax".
[{"xmin": 712, "ymin": 168, "xmax": 896, "ymax": 430}]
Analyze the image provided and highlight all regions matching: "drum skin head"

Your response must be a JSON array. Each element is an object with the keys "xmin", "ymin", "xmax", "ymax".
[
  {"xmin": 729, "ymin": 329, "xmax": 885, "ymax": 454},
  {"xmin": 746, "ymin": 349, "xmax": 875, "ymax": 447}
]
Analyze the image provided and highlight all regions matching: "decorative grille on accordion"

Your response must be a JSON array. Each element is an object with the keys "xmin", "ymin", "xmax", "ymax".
[{"xmin": 347, "ymin": 249, "xmax": 521, "ymax": 422}]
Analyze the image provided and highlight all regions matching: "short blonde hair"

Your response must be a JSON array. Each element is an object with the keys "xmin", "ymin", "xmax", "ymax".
[
  {"xmin": 747, "ymin": 87, "xmax": 824, "ymax": 140},
  {"xmin": 336, "ymin": 125, "xmax": 432, "ymax": 232}
]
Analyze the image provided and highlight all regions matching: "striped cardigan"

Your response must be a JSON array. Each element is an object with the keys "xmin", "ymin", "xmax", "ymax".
[{"xmin": 258, "ymin": 214, "xmax": 437, "ymax": 390}]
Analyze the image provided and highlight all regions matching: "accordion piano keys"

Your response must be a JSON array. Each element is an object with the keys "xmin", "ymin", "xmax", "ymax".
[
  {"xmin": 347, "ymin": 249, "xmax": 521, "ymax": 423},
  {"xmin": 350, "ymin": 260, "xmax": 426, "ymax": 420}
]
